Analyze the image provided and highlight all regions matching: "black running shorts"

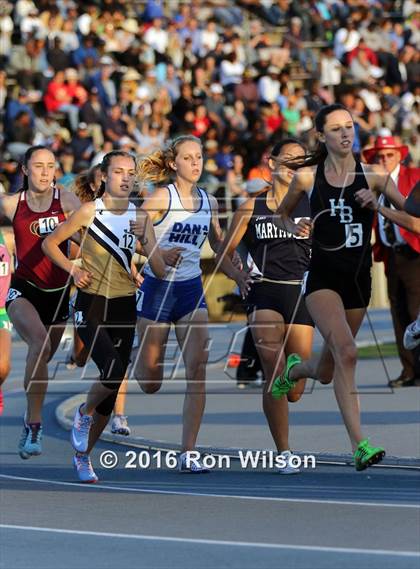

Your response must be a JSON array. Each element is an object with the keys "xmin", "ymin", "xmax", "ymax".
[
  {"xmin": 302, "ymin": 267, "xmax": 372, "ymax": 309},
  {"xmin": 246, "ymin": 280, "xmax": 314, "ymax": 326},
  {"xmin": 6, "ymin": 277, "xmax": 70, "ymax": 326}
]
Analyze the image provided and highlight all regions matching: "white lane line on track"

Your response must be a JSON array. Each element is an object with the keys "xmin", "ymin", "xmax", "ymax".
[
  {"xmin": 1, "ymin": 524, "xmax": 419, "ymax": 558},
  {"xmin": 1, "ymin": 473, "xmax": 419, "ymax": 509}
]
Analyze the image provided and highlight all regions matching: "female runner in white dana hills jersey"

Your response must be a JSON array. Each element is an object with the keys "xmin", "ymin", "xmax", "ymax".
[{"xmin": 133, "ymin": 135, "xmax": 231, "ymax": 472}]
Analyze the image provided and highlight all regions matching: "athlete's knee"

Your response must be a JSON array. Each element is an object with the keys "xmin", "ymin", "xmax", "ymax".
[
  {"xmin": 319, "ymin": 374, "xmax": 333, "ymax": 385},
  {"xmin": 185, "ymin": 374, "xmax": 206, "ymax": 393},
  {"xmin": 134, "ymin": 362, "xmax": 163, "ymax": 392},
  {"xmin": 99, "ymin": 354, "xmax": 126, "ymax": 391},
  {"xmin": 336, "ymin": 342, "xmax": 358, "ymax": 368},
  {"xmin": 254, "ymin": 339, "xmax": 279, "ymax": 361},
  {"xmin": 140, "ymin": 380, "xmax": 162, "ymax": 394},
  {"xmin": 74, "ymin": 353, "xmax": 89, "ymax": 367},
  {"xmin": 287, "ymin": 391, "xmax": 302, "ymax": 403},
  {"xmin": 316, "ymin": 363, "xmax": 334, "ymax": 384},
  {"xmin": 28, "ymin": 336, "xmax": 52, "ymax": 362},
  {"xmin": 0, "ymin": 361, "xmax": 11, "ymax": 384},
  {"xmin": 95, "ymin": 391, "xmax": 118, "ymax": 416},
  {"xmin": 287, "ymin": 378, "xmax": 305, "ymax": 402},
  {"xmin": 185, "ymin": 358, "xmax": 207, "ymax": 380}
]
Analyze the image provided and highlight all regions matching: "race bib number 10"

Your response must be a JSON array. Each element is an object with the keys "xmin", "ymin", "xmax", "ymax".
[{"xmin": 38, "ymin": 216, "xmax": 59, "ymax": 235}]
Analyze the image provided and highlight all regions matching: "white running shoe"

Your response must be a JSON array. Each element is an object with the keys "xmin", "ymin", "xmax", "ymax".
[
  {"xmin": 71, "ymin": 405, "xmax": 93, "ymax": 453},
  {"xmin": 403, "ymin": 319, "xmax": 420, "ymax": 350},
  {"xmin": 178, "ymin": 451, "xmax": 210, "ymax": 473},
  {"xmin": 111, "ymin": 415, "xmax": 131, "ymax": 436},
  {"xmin": 276, "ymin": 450, "xmax": 301, "ymax": 475},
  {"xmin": 73, "ymin": 453, "xmax": 98, "ymax": 483}
]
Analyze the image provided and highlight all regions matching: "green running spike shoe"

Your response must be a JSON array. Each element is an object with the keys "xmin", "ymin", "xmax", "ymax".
[
  {"xmin": 272, "ymin": 353, "xmax": 302, "ymax": 399},
  {"xmin": 354, "ymin": 439, "xmax": 385, "ymax": 471}
]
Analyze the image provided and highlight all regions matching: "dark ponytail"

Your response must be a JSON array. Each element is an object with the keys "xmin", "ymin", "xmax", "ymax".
[
  {"xmin": 281, "ymin": 104, "xmax": 351, "ymax": 170},
  {"xmin": 73, "ymin": 164, "xmax": 102, "ymax": 202},
  {"xmin": 21, "ymin": 145, "xmax": 55, "ymax": 191}
]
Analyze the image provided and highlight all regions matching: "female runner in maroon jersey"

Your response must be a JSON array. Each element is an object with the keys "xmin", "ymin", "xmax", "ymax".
[{"xmin": 0, "ymin": 145, "xmax": 80, "ymax": 459}]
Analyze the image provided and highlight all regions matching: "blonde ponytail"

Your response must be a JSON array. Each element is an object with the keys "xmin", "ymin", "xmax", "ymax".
[
  {"xmin": 137, "ymin": 135, "xmax": 202, "ymax": 183},
  {"xmin": 137, "ymin": 149, "xmax": 172, "ymax": 183}
]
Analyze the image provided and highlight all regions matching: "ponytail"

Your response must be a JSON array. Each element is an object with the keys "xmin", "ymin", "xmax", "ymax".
[
  {"xmin": 73, "ymin": 165, "xmax": 102, "ymax": 202},
  {"xmin": 283, "ymin": 143, "xmax": 329, "ymax": 171},
  {"xmin": 137, "ymin": 135, "xmax": 202, "ymax": 183},
  {"xmin": 137, "ymin": 149, "xmax": 172, "ymax": 183}
]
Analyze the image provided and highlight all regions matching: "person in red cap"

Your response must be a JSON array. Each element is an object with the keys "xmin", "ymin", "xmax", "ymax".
[{"xmin": 363, "ymin": 136, "xmax": 420, "ymax": 387}]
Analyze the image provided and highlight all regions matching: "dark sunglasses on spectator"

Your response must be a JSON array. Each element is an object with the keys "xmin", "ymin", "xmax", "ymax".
[{"xmin": 378, "ymin": 153, "xmax": 398, "ymax": 160}]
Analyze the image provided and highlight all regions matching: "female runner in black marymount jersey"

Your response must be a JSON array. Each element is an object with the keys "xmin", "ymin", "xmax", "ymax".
[
  {"xmin": 272, "ymin": 104, "xmax": 414, "ymax": 471},
  {"xmin": 217, "ymin": 139, "xmax": 314, "ymax": 474}
]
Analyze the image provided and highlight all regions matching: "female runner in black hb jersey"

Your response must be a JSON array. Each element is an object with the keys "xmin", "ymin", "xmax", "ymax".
[
  {"xmin": 217, "ymin": 139, "xmax": 314, "ymax": 473},
  {"xmin": 272, "ymin": 104, "xmax": 414, "ymax": 470}
]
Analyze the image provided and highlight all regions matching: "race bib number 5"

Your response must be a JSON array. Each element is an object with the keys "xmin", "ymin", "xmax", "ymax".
[{"xmin": 345, "ymin": 223, "xmax": 363, "ymax": 248}]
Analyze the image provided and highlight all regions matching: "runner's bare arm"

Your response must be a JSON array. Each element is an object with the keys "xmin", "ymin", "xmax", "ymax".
[
  {"xmin": 42, "ymin": 202, "xmax": 95, "ymax": 277},
  {"xmin": 140, "ymin": 186, "xmax": 171, "ymax": 223},
  {"xmin": 215, "ymin": 198, "xmax": 254, "ymax": 296},
  {"xmin": 378, "ymin": 204, "xmax": 420, "ymax": 234},
  {"xmin": 60, "ymin": 190, "xmax": 81, "ymax": 218},
  {"xmin": 0, "ymin": 193, "xmax": 20, "ymax": 222},
  {"xmin": 130, "ymin": 207, "xmax": 183, "ymax": 268},
  {"xmin": 207, "ymin": 194, "xmax": 224, "ymax": 253},
  {"xmin": 366, "ymin": 164, "xmax": 405, "ymax": 209},
  {"xmin": 132, "ymin": 209, "xmax": 167, "ymax": 279},
  {"xmin": 276, "ymin": 168, "xmax": 314, "ymax": 237},
  {"xmin": 356, "ymin": 186, "xmax": 420, "ymax": 234}
]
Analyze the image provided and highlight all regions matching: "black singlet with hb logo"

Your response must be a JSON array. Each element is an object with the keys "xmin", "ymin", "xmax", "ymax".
[
  {"xmin": 242, "ymin": 191, "xmax": 311, "ymax": 281},
  {"xmin": 310, "ymin": 160, "xmax": 374, "ymax": 273}
]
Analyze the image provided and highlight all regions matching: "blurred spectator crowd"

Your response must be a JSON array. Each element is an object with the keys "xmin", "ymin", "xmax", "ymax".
[{"xmin": 0, "ymin": 0, "xmax": 419, "ymax": 202}]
